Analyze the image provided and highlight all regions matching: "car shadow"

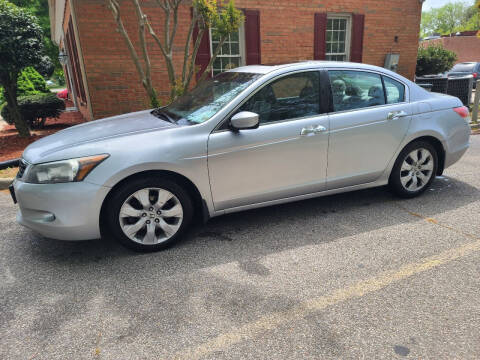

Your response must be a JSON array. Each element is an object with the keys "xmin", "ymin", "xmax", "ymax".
[{"xmin": 5, "ymin": 174, "xmax": 478, "ymax": 276}]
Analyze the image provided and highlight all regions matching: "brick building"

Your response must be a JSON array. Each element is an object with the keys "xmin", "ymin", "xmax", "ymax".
[{"xmin": 48, "ymin": 0, "xmax": 424, "ymax": 121}]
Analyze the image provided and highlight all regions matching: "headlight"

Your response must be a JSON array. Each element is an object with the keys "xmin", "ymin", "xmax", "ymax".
[{"xmin": 24, "ymin": 154, "xmax": 109, "ymax": 184}]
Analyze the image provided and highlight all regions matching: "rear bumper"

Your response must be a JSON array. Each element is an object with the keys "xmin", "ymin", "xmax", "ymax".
[
  {"xmin": 445, "ymin": 143, "xmax": 469, "ymax": 169},
  {"xmin": 13, "ymin": 179, "xmax": 110, "ymax": 241}
]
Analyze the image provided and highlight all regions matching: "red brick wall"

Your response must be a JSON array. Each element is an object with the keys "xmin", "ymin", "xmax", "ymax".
[
  {"xmin": 423, "ymin": 36, "xmax": 480, "ymax": 64},
  {"xmin": 73, "ymin": 0, "xmax": 422, "ymax": 119}
]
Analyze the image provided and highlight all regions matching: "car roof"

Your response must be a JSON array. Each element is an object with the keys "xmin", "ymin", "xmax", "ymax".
[
  {"xmin": 229, "ymin": 61, "xmax": 395, "ymax": 75},
  {"xmin": 228, "ymin": 61, "xmax": 424, "ymax": 99}
]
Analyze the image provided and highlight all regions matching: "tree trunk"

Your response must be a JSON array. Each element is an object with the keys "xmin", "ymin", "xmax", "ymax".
[{"xmin": 3, "ymin": 77, "xmax": 30, "ymax": 138}]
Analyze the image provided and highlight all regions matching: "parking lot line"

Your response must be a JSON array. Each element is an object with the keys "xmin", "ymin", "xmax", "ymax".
[{"xmin": 173, "ymin": 212, "xmax": 480, "ymax": 360}]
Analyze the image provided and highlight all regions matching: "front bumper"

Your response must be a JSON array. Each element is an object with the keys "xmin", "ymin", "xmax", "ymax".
[{"xmin": 13, "ymin": 179, "xmax": 110, "ymax": 241}]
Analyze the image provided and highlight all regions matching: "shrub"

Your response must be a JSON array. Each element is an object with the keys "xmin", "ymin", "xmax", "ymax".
[
  {"xmin": 23, "ymin": 67, "xmax": 49, "ymax": 93},
  {"xmin": 0, "ymin": 67, "xmax": 49, "ymax": 103},
  {"xmin": 53, "ymin": 68, "xmax": 66, "ymax": 86},
  {"xmin": 17, "ymin": 71, "xmax": 38, "ymax": 97},
  {"xmin": 18, "ymin": 67, "xmax": 49, "ymax": 95},
  {"xmin": 416, "ymin": 44, "xmax": 458, "ymax": 77},
  {"xmin": 1, "ymin": 93, "xmax": 65, "ymax": 129}
]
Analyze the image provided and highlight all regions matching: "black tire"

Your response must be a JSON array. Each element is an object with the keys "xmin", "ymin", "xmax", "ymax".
[
  {"xmin": 105, "ymin": 176, "xmax": 194, "ymax": 252},
  {"xmin": 389, "ymin": 140, "xmax": 438, "ymax": 198}
]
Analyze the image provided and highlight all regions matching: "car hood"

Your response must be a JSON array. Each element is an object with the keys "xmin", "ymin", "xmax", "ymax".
[{"xmin": 23, "ymin": 109, "xmax": 175, "ymax": 163}]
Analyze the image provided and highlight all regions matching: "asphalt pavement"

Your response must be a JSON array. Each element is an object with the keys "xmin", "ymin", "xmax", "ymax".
[{"xmin": 1, "ymin": 136, "xmax": 479, "ymax": 359}]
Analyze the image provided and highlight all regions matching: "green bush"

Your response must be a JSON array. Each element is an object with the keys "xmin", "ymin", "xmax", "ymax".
[
  {"xmin": 17, "ymin": 71, "xmax": 37, "ymax": 97},
  {"xmin": 1, "ymin": 93, "xmax": 65, "ymax": 129},
  {"xmin": 23, "ymin": 67, "xmax": 49, "ymax": 93},
  {"xmin": 17, "ymin": 67, "xmax": 49, "ymax": 96},
  {"xmin": 416, "ymin": 44, "xmax": 458, "ymax": 77},
  {"xmin": 53, "ymin": 68, "xmax": 66, "ymax": 86},
  {"xmin": 0, "ymin": 67, "xmax": 49, "ymax": 104}
]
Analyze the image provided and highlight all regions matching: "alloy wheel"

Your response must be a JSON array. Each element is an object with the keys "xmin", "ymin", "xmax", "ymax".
[
  {"xmin": 119, "ymin": 187, "xmax": 183, "ymax": 245},
  {"xmin": 399, "ymin": 148, "xmax": 434, "ymax": 192}
]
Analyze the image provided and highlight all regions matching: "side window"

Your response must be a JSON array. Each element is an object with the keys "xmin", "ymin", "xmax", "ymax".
[
  {"xmin": 383, "ymin": 76, "xmax": 405, "ymax": 104},
  {"xmin": 328, "ymin": 70, "xmax": 385, "ymax": 112},
  {"xmin": 239, "ymin": 71, "xmax": 320, "ymax": 123}
]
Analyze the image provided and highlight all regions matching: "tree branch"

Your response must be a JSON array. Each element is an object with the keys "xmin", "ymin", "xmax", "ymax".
[
  {"xmin": 132, "ymin": 0, "xmax": 158, "ymax": 106},
  {"xmin": 184, "ymin": 24, "xmax": 206, "ymax": 91},
  {"xmin": 198, "ymin": 35, "xmax": 226, "ymax": 83},
  {"xmin": 108, "ymin": 0, "xmax": 146, "ymax": 83},
  {"xmin": 181, "ymin": 11, "xmax": 197, "ymax": 86}
]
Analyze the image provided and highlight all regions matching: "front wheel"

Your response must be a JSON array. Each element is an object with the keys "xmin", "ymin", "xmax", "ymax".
[
  {"xmin": 105, "ymin": 177, "xmax": 193, "ymax": 251},
  {"xmin": 389, "ymin": 141, "xmax": 438, "ymax": 198}
]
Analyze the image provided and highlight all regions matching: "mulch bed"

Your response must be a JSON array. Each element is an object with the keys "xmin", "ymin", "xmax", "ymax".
[{"xmin": 0, "ymin": 109, "xmax": 85, "ymax": 162}]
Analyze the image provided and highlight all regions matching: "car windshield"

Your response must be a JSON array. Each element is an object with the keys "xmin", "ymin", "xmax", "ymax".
[
  {"xmin": 451, "ymin": 63, "xmax": 476, "ymax": 72},
  {"xmin": 160, "ymin": 72, "xmax": 261, "ymax": 125}
]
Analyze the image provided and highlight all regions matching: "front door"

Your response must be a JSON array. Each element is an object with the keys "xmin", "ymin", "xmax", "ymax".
[
  {"xmin": 326, "ymin": 70, "xmax": 412, "ymax": 189},
  {"xmin": 208, "ymin": 70, "xmax": 329, "ymax": 211}
]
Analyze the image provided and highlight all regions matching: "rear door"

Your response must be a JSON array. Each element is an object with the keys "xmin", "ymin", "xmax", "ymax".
[{"xmin": 326, "ymin": 70, "xmax": 411, "ymax": 189}]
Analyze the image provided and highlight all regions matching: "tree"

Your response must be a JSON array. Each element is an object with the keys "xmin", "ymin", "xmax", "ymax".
[
  {"xmin": 0, "ymin": 0, "xmax": 44, "ymax": 137},
  {"xmin": 421, "ymin": 1, "xmax": 479, "ymax": 37},
  {"xmin": 108, "ymin": 0, "xmax": 244, "ymax": 105},
  {"xmin": 10, "ymin": 0, "xmax": 60, "ymax": 73},
  {"xmin": 416, "ymin": 44, "xmax": 458, "ymax": 77}
]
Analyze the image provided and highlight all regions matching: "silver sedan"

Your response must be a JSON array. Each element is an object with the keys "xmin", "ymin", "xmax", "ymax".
[{"xmin": 10, "ymin": 62, "xmax": 471, "ymax": 251}]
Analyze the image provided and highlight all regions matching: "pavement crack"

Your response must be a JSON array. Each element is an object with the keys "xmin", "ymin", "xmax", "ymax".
[{"xmin": 395, "ymin": 202, "xmax": 478, "ymax": 241}]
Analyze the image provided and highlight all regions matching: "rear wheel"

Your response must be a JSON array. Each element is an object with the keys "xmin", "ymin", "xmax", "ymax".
[
  {"xmin": 106, "ymin": 176, "xmax": 193, "ymax": 251},
  {"xmin": 389, "ymin": 141, "xmax": 437, "ymax": 198}
]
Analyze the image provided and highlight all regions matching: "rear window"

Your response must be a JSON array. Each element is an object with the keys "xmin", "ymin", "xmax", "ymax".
[{"xmin": 451, "ymin": 63, "xmax": 476, "ymax": 72}]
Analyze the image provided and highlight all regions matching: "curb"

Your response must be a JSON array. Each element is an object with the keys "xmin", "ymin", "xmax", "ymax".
[
  {"xmin": 0, "ymin": 178, "xmax": 14, "ymax": 190},
  {"xmin": 471, "ymin": 123, "xmax": 479, "ymax": 130}
]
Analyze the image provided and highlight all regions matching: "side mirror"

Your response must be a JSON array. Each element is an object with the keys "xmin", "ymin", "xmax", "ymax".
[{"xmin": 230, "ymin": 111, "xmax": 259, "ymax": 130}]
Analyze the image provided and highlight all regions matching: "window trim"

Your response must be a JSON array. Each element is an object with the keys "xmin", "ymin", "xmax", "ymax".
[
  {"xmin": 213, "ymin": 69, "xmax": 327, "ymax": 132},
  {"xmin": 326, "ymin": 13, "xmax": 352, "ymax": 62},
  {"xmin": 382, "ymin": 75, "xmax": 406, "ymax": 105},
  {"xmin": 325, "ymin": 69, "xmax": 410, "ymax": 115},
  {"xmin": 209, "ymin": 24, "xmax": 246, "ymax": 76}
]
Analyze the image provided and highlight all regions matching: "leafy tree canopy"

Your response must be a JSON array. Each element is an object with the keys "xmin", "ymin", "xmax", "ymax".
[
  {"xmin": 421, "ymin": 1, "xmax": 479, "ymax": 37},
  {"xmin": 10, "ymin": 0, "xmax": 60, "ymax": 72},
  {"xmin": 0, "ymin": 0, "xmax": 44, "ymax": 76}
]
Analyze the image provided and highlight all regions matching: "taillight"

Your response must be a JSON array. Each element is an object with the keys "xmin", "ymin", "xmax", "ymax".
[
  {"xmin": 453, "ymin": 106, "xmax": 469, "ymax": 118},
  {"xmin": 473, "ymin": 72, "xmax": 478, "ymax": 78}
]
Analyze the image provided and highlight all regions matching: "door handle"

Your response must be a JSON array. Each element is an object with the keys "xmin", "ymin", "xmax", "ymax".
[
  {"xmin": 313, "ymin": 125, "xmax": 327, "ymax": 133},
  {"xmin": 387, "ymin": 110, "xmax": 408, "ymax": 120},
  {"xmin": 300, "ymin": 125, "xmax": 327, "ymax": 136}
]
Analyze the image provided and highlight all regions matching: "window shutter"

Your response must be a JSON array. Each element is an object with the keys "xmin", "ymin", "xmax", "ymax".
[
  {"xmin": 314, "ymin": 13, "xmax": 327, "ymax": 60},
  {"xmin": 244, "ymin": 9, "xmax": 261, "ymax": 65},
  {"xmin": 193, "ymin": 23, "xmax": 211, "ymax": 80},
  {"xmin": 350, "ymin": 14, "xmax": 365, "ymax": 63}
]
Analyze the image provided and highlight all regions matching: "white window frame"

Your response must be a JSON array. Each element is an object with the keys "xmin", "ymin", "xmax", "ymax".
[
  {"xmin": 326, "ymin": 14, "xmax": 352, "ymax": 62},
  {"xmin": 209, "ymin": 24, "xmax": 246, "ymax": 75}
]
